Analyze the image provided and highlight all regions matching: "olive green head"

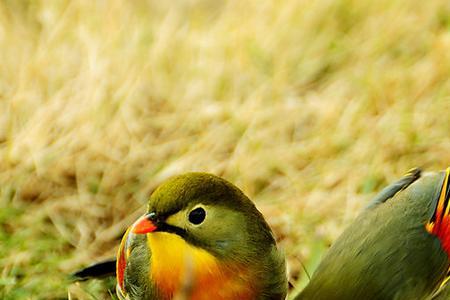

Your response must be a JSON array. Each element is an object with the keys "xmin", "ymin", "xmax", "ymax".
[
  {"xmin": 143, "ymin": 172, "xmax": 277, "ymax": 260},
  {"xmin": 122, "ymin": 172, "xmax": 287, "ymax": 299}
]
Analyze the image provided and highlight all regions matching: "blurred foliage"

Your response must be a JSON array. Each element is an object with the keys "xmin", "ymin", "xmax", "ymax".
[{"xmin": 0, "ymin": 0, "xmax": 449, "ymax": 298}]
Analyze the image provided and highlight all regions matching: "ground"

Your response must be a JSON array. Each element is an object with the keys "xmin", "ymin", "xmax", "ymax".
[{"xmin": 0, "ymin": 0, "xmax": 449, "ymax": 299}]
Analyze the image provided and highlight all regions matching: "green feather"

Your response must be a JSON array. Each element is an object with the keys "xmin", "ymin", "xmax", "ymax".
[
  {"xmin": 295, "ymin": 169, "xmax": 450, "ymax": 300},
  {"xmin": 122, "ymin": 172, "xmax": 288, "ymax": 300}
]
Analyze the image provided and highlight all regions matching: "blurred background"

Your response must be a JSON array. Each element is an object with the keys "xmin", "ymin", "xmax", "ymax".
[{"xmin": 0, "ymin": 0, "xmax": 449, "ymax": 299}]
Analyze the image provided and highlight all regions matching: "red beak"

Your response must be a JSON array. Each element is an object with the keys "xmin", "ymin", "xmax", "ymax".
[{"xmin": 131, "ymin": 214, "xmax": 158, "ymax": 234}]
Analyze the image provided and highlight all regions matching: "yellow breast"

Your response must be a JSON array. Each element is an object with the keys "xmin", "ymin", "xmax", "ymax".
[{"xmin": 147, "ymin": 232, "xmax": 256, "ymax": 300}]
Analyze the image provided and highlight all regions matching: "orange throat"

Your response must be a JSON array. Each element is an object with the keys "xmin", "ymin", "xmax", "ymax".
[{"xmin": 147, "ymin": 232, "xmax": 257, "ymax": 300}]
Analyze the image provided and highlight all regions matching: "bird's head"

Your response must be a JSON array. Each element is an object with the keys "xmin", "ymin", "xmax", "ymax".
[{"xmin": 117, "ymin": 173, "xmax": 287, "ymax": 299}]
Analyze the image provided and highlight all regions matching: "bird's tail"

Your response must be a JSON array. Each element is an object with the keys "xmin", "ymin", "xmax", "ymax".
[
  {"xmin": 426, "ymin": 167, "xmax": 450, "ymax": 254},
  {"xmin": 70, "ymin": 259, "xmax": 117, "ymax": 281}
]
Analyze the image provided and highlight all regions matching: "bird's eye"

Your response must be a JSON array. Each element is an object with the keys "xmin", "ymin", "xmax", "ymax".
[{"xmin": 188, "ymin": 207, "xmax": 206, "ymax": 225}]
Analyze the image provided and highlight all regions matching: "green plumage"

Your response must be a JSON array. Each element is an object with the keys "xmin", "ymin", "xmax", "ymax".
[
  {"xmin": 295, "ymin": 169, "xmax": 450, "ymax": 300},
  {"xmin": 120, "ymin": 172, "xmax": 288, "ymax": 300},
  {"xmin": 147, "ymin": 172, "xmax": 277, "ymax": 254},
  {"xmin": 74, "ymin": 170, "xmax": 450, "ymax": 299}
]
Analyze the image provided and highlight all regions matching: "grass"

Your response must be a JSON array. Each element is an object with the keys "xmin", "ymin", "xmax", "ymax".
[{"xmin": 0, "ymin": 0, "xmax": 449, "ymax": 298}]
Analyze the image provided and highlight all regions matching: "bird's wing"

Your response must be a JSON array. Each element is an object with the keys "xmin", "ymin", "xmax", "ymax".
[
  {"xmin": 425, "ymin": 167, "xmax": 450, "ymax": 297},
  {"xmin": 426, "ymin": 167, "xmax": 450, "ymax": 232},
  {"xmin": 365, "ymin": 167, "xmax": 422, "ymax": 210},
  {"xmin": 70, "ymin": 258, "xmax": 117, "ymax": 281}
]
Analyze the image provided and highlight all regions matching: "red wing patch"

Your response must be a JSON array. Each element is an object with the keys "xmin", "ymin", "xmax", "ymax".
[
  {"xmin": 117, "ymin": 227, "xmax": 132, "ymax": 292},
  {"xmin": 426, "ymin": 168, "xmax": 450, "ymax": 255}
]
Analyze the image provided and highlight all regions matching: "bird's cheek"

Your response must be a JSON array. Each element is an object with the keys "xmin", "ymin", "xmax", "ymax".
[{"xmin": 215, "ymin": 240, "xmax": 230, "ymax": 250}]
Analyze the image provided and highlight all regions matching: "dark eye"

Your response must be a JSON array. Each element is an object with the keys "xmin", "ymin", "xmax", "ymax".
[{"xmin": 188, "ymin": 207, "xmax": 206, "ymax": 225}]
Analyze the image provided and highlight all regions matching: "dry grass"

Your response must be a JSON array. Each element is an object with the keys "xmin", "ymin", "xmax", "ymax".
[{"xmin": 0, "ymin": 0, "xmax": 449, "ymax": 299}]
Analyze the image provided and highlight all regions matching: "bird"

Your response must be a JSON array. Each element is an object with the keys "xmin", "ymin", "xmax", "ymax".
[
  {"xmin": 73, "ymin": 172, "xmax": 287, "ymax": 300},
  {"xmin": 294, "ymin": 167, "xmax": 450, "ymax": 300}
]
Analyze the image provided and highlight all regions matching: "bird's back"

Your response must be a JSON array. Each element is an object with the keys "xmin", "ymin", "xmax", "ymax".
[{"xmin": 297, "ymin": 171, "xmax": 449, "ymax": 300}]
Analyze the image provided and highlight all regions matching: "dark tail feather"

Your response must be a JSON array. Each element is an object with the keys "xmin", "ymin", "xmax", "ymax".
[{"xmin": 70, "ymin": 258, "xmax": 117, "ymax": 281}]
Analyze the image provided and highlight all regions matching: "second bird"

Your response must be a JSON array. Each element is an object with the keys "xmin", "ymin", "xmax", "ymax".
[{"xmin": 295, "ymin": 168, "xmax": 450, "ymax": 300}]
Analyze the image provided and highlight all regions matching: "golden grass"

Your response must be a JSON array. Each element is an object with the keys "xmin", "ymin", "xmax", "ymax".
[{"xmin": 0, "ymin": 0, "xmax": 449, "ymax": 298}]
